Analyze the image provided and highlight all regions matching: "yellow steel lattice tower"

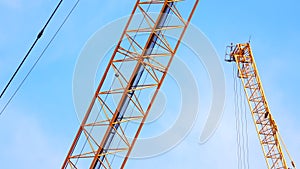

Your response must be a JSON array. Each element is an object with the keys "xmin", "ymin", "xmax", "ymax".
[
  {"xmin": 62, "ymin": 1, "xmax": 199, "ymax": 168},
  {"xmin": 226, "ymin": 43, "xmax": 296, "ymax": 169}
]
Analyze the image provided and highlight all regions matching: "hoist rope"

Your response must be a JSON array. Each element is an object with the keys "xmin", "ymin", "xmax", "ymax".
[{"xmin": 233, "ymin": 65, "xmax": 250, "ymax": 169}]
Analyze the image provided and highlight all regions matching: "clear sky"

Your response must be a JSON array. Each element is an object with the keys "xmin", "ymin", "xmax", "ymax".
[{"xmin": 0, "ymin": 0, "xmax": 299, "ymax": 168}]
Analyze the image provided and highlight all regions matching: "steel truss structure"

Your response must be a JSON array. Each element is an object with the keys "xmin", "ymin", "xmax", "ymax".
[
  {"xmin": 226, "ymin": 43, "xmax": 296, "ymax": 169},
  {"xmin": 62, "ymin": 0, "xmax": 199, "ymax": 168}
]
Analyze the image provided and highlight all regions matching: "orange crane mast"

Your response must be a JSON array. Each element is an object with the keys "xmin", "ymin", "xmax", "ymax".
[
  {"xmin": 62, "ymin": 1, "xmax": 199, "ymax": 168},
  {"xmin": 226, "ymin": 43, "xmax": 296, "ymax": 169}
]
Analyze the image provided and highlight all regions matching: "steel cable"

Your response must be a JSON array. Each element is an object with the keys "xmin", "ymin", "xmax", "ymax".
[
  {"xmin": 0, "ymin": 0, "xmax": 63, "ymax": 99},
  {"xmin": 0, "ymin": 0, "xmax": 80, "ymax": 116}
]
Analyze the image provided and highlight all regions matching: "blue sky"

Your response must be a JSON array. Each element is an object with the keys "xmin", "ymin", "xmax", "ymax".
[{"xmin": 0, "ymin": 0, "xmax": 299, "ymax": 168}]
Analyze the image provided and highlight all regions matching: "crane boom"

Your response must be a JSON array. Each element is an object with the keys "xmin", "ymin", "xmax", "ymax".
[
  {"xmin": 62, "ymin": 1, "xmax": 199, "ymax": 168},
  {"xmin": 226, "ymin": 43, "xmax": 296, "ymax": 169},
  {"xmin": 92, "ymin": 2, "xmax": 174, "ymax": 169}
]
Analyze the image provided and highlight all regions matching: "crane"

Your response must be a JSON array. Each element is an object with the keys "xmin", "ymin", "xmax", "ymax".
[
  {"xmin": 62, "ymin": 0, "xmax": 199, "ymax": 168},
  {"xmin": 226, "ymin": 43, "xmax": 296, "ymax": 169}
]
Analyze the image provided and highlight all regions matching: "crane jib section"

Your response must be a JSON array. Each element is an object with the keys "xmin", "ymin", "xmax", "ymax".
[
  {"xmin": 93, "ymin": 2, "xmax": 174, "ymax": 169},
  {"xmin": 226, "ymin": 43, "xmax": 296, "ymax": 169},
  {"xmin": 62, "ymin": 1, "xmax": 199, "ymax": 169}
]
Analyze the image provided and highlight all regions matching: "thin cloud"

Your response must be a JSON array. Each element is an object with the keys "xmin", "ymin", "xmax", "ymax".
[
  {"xmin": 0, "ymin": 0, "xmax": 21, "ymax": 9},
  {"xmin": 0, "ymin": 112, "xmax": 64, "ymax": 169}
]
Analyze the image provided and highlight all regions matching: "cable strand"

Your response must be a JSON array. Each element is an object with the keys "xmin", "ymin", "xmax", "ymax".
[
  {"xmin": 0, "ymin": 0, "xmax": 63, "ymax": 98},
  {"xmin": 0, "ymin": 0, "xmax": 80, "ymax": 116}
]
